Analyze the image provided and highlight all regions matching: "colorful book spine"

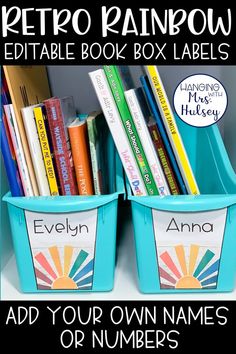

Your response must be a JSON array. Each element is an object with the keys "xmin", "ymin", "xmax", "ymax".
[
  {"xmin": 21, "ymin": 105, "xmax": 51, "ymax": 196},
  {"xmin": 145, "ymin": 66, "xmax": 200, "ymax": 195},
  {"xmin": 148, "ymin": 123, "xmax": 180, "ymax": 195},
  {"xmin": 89, "ymin": 69, "xmax": 146, "ymax": 196},
  {"xmin": 103, "ymin": 65, "xmax": 158, "ymax": 196},
  {"xmin": 125, "ymin": 88, "xmax": 170, "ymax": 196},
  {"xmin": 44, "ymin": 98, "xmax": 77, "ymax": 196},
  {"xmin": 87, "ymin": 113, "xmax": 102, "ymax": 195},
  {"xmin": 1, "ymin": 70, "xmax": 23, "ymax": 196},
  {"xmin": 34, "ymin": 106, "xmax": 59, "ymax": 196},
  {"xmin": 140, "ymin": 75, "xmax": 187, "ymax": 195},
  {"xmin": 87, "ymin": 112, "xmax": 110, "ymax": 195},
  {"xmin": 68, "ymin": 120, "xmax": 94, "ymax": 196},
  {"xmin": 4, "ymin": 104, "xmax": 34, "ymax": 196},
  {"xmin": 1, "ymin": 114, "xmax": 24, "ymax": 197}
]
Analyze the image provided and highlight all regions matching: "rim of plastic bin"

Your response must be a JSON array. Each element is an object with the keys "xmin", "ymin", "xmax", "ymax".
[
  {"xmin": 128, "ymin": 194, "xmax": 236, "ymax": 212},
  {"xmin": 2, "ymin": 191, "xmax": 120, "ymax": 213}
]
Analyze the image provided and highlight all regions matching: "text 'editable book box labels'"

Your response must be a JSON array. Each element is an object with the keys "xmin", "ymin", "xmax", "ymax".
[{"xmin": 1, "ymin": 65, "xmax": 236, "ymax": 294}]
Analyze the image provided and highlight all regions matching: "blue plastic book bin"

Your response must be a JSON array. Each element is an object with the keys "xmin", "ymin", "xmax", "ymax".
[
  {"xmin": 3, "ymin": 136, "xmax": 125, "ymax": 293},
  {"xmin": 129, "ymin": 116, "xmax": 236, "ymax": 293}
]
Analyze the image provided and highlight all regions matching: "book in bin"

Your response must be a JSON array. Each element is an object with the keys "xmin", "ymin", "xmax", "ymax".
[
  {"xmin": 1, "ymin": 113, "xmax": 23, "ymax": 196},
  {"xmin": 140, "ymin": 75, "xmax": 188, "ymax": 195},
  {"xmin": 44, "ymin": 96, "xmax": 78, "ymax": 196},
  {"xmin": 3, "ymin": 66, "xmax": 51, "ymax": 196},
  {"xmin": 4, "ymin": 104, "xmax": 34, "ymax": 196},
  {"xmin": 68, "ymin": 119, "xmax": 94, "ymax": 196},
  {"xmin": 1, "ymin": 73, "xmax": 23, "ymax": 196},
  {"xmin": 125, "ymin": 87, "xmax": 170, "ymax": 196},
  {"xmin": 89, "ymin": 69, "xmax": 146, "ymax": 197},
  {"xmin": 87, "ymin": 111, "xmax": 110, "ymax": 195},
  {"xmin": 21, "ymin": 105, "xmax": 51, "ymax": 196},
  {"xmin": 103, "ymin": 65, "xmax": 159, "ymax": 196},
  {"xmin": 33, "ymin": 105, "xmax": 59, "ymax": 196},
  {"xmin": 148, "ymin": 120, "xmax": 180, "ymax": 195}
]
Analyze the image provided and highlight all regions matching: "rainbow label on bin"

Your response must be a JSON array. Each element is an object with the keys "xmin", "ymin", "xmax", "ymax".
[
  {"xmin": 24, "ymin": 209, "xmax": 98, "ymax": 290},
  {"xmin": 152, "ymin": 208, "xmax": 227, "ymax": 290}
]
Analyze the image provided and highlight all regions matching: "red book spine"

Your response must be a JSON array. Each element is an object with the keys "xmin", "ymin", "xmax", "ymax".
[
  {"xmin": 44, "ymin": 99, "xmax": 77, "ymax": 195},
  {"xmin": 148, "ymin": 123, "xmax": 180, "ymax": 195}
]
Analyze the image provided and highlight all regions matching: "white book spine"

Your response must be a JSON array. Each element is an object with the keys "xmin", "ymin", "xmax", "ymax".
[
  {"xmin": 4, "ymin": 104, "xmax": 34, "ymax": 196},
  {"xmin": 21, "ymin": 106, "xmax": 50, "ymax": 196},
  {"xmin": 89, "ymin": 69, "xmax": 147, "ymax": 196},
  {"xmin": 125, "ymin": 89, "xmax": 170, "ymax": 196},
  {"xmin": 88, "ymin": 139, "xmax": 101, "ymax": 195}
]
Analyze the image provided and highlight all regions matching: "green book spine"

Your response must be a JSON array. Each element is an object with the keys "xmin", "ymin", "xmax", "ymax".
[
  {"xmin": 104, "ymin": 65, "xmax": 158, "ymax": 195},
  {"xmin": 87, "ymin": 117, "xmax": 101, "ymax": 195}
]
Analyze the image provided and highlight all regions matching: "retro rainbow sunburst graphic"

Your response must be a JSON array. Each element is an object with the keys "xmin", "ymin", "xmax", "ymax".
[
  {"xmin": 158, "ymin": 244, "xmax": 220, "ymax": 289},
  {"xmin": 34, "ymin": 246, "xmax": 94, "ymax": 290}
]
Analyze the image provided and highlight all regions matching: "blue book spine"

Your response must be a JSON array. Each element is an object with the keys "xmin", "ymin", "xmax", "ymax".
[
  {"xmin": 1, "ymin": 117, "xmax": 24, "ymax": 197},
  {"xmin": 140, "ymin": 75, "xmax": 187, "ymax": 195}
]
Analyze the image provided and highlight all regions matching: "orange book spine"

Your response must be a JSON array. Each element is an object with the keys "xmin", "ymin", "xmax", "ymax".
[{"xmin": 68, "ymin": 121, "xmax": 94, "ymax": 195}]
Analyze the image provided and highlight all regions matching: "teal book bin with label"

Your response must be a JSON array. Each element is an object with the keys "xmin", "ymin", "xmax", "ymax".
[
  {"xmin": 129, "ymin": 116, "xmax": 236, "ymax": 293},
  {"xmin": 3, "ymin": 135, "xmax": 125, "ymax": 293}
]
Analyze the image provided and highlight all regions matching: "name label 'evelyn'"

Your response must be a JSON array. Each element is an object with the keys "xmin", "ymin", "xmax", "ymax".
[
  {"xmin": 33, "ymin": 218, "xmax": 89, "ymax": 237},
  {"xmin": 25, "ymin": 209, "xmax": 98, "ymax": 248}
]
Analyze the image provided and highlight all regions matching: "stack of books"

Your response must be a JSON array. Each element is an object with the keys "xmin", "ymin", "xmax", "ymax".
[
  {"xmin": 1, "ymin": 65, "xmax": 200, "ymax": 198},
  {"xmin": 89, "ymin": 65, "xmax": 200, "ymax": 196},
  {"xmin": 1, "ymin": 66, "xmax": 109, "ymax": 197}
]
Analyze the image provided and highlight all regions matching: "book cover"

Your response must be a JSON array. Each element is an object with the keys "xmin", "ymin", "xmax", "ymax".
[
  {"xmin": 125, "ymin": 88, "xmax": 170, "ymax": 196},
  {"xmin": 34, "ymin": 106, "xmax": 59, "ymax": 196},
  {"xmin": 1, "ymin": 113, "xmax": 24, "ymax": 197},
  {"xmin": 106, "ymin": 132, "xmax": 116, "ymax": 194},
  {"xmin": 148, "ymin": 122, "xmax": 180, "ymax": 195},
  {"xmin": 103, "ymin": 65, "xmax": 158, "ymax": 196},
  {"xmin": 87, "ymin": 111, "xmax": 109, "ymax": 195},
  {"xmin": 117, "ymin": 66, "xmax": 135, "ymax": 90},
  {"xmin": 21, "ymin": 105, "xmax": 51, "ymax": 196},
  {"xmin": 68, "ymin": 119, "xmax": 94, "ymax": 195},
  {"xmin": 89, "ymin": 69, "xmax": 146, "ymax": 196},
  {"xmin": 1, "ymin": 69, "xmax": 23, "ymax": 196},
  {"xmin": 44, "ymin": 97, "xmax": 78, "ymax": 195},
  {"xmin": 4, "ymin": 104, "xmax": 34, "ymax": 196},
  {"xmin": 145, "ymin": 66, "xmax": 200, "ymax": 195},
  {"xmin": 40, "ymin": 102, "xmax": 60, "ymax": 192},
  {"xmin": 141, "ymin": 75, "xmax": 187, "ymax": 195},
  {"xmin": 3, "ymin": 66, "xmax": 51, "ymax": 196}
]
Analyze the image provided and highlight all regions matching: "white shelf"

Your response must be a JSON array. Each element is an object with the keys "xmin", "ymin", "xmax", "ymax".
[{"xmin": 1, "ymin": 212, "xmax": 236, "ymax": 301}]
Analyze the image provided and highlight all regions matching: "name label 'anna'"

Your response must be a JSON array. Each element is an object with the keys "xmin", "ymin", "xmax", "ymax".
[{"xmin": 166, "ymin": 217, "xmax": 213, "ymax": 233}]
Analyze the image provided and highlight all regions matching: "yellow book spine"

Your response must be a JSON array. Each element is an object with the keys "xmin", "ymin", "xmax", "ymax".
[
  {"xmin": 146, "ymin": 65, "xmax": 200, "ymax": 195},
  {"xmin": 34, "ymin": 107, "xmax": 59, "ymax": 196}
]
